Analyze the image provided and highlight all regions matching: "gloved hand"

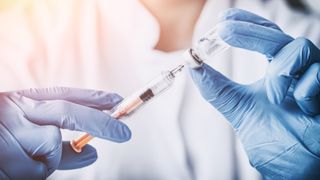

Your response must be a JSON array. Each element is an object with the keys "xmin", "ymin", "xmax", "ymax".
[
  {"xmin": 0, "ymin": 87, "xmax": 131, "ymax": 180},
  {"xmin": 190, "ymin": 8, "xmax": 320, "ymax": 179}
]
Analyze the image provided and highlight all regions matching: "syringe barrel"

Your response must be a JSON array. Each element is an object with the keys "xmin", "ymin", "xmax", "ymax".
[
  {"xmin": 110, "ymin": 71, "xmax": 175, "ymax": 117},
  {"xmin": 144, "ymin": 71, "xmax": 175, "ymax": 96}
]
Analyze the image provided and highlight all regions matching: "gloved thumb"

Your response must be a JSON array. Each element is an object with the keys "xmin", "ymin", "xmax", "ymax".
[
  {"xmin": 58, "ymin": 141, "xmax": 97, "ymax": 170},
  {"xmin": 190, "ymin": 64, "xmax": 253, "ymax": 128}
]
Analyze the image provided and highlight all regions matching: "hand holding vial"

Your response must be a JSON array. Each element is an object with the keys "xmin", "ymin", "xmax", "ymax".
[{"xmin": 189, "ymin": 8, "xmax": 320, "ymax": 179}]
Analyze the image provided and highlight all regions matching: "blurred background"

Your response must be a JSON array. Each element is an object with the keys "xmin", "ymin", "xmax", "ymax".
[{"xmin": 0, "ymin": 0, "xmax": 319, "ymax": 179}]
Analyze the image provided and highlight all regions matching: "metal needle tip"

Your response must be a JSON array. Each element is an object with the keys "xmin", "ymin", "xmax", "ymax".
[{"xmin": 170, "ymin": 65, "xmax": 185, "ymax": 75}]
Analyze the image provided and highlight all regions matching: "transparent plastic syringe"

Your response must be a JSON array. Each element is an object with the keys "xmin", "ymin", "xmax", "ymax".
[
  {"xmin": 70, "ymin": 64, "xmax": 185, "ymax": 153},
  {"xmin": 184, "ymin": 26, "xmax": 230, "ymax": 68}
]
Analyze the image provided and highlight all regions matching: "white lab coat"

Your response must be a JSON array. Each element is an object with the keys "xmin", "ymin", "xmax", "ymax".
[{"xmin": 0, "ymin": 0, "xmax": 319, "ymax": 179}]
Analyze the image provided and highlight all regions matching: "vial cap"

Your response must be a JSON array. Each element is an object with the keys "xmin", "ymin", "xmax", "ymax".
[{"xmin": 183, "ymin": 49, "xmax": 203, "ymax": 68}]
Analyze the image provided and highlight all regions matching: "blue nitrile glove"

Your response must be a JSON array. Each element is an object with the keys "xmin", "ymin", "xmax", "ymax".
[
  {"xmin": 0, "ymin": 87, "xmax": 131, "ymax": 180},
  {"xmin": 190, "ymin": 8, "xmax": 320, "ymax": 179}
]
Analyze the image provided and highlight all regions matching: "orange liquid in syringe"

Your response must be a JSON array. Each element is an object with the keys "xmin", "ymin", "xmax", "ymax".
[{"xmin": 70, "ymin": 97, "xmax": 143, "ymax": 153}]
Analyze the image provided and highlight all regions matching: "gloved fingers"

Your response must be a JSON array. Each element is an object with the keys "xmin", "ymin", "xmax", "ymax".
[
  {"xmin": 12, "ymin": 119, "xmax": 63, "ymax": 176},
  {"xmin": 15, "ymin": 87, "xmax": 123, "ymax": 110},
  {"xmin": 27, "ymin": 126, "xmax": 63, "ymax": 176},
  {"xmin": 217, "ymin": 20, "xmax": 293, "ymax": 59},
  {"xmin": 266, "ymin": 38, "xmax": 320, "ymax": 104},
  {"xmin": 0, "ymin": 170, "xmax": 9, "ymax": 180},
  {"xmin": 0, "ymin": 123, "xmax": 47, "ymax": 179},
  {"xmin": 218, "ymin": 8, "xmax": 282, "ymax": 31},
  {"xmin": 293, "ymin": 63, "xmax": 320, "ymax": 116},
  {"xmin": 190, "ymin": 64, "xmax": 254, "ymax": 128},
  {"xmin": 11, "ymin": 94, "xmax": 131, "ymax": 142},
  {"xmin": 58, "ymin": 141, "xmax": 97, "ymax": 170}
]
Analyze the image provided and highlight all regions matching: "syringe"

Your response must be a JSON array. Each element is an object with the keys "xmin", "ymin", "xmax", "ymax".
[{"xmin": 70, "ymin": 64, "xmax": 185, "ymax": 153}]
